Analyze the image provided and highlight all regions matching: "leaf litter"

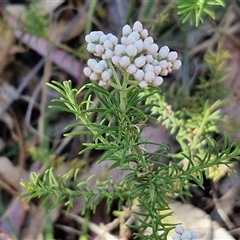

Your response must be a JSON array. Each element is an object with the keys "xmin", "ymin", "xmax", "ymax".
[{"xmin": 0, "ymin": 1, "xmax": 240, "ymax": 239}]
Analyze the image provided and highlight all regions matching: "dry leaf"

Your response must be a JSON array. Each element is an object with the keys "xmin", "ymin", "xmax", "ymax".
[{"xmin": 0, "ymin": 156, "xmax": 24, "ymax": 190}]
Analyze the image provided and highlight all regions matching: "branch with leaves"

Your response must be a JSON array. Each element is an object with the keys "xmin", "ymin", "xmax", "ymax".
[{"xmin": 21, "ymin": 21, "xmax": 240, "ymax": 239}]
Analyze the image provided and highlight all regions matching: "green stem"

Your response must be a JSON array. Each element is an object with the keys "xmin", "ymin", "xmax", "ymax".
[
  {"xmin": 119, "ymin": 73, "xmax": 129, "ymax": 112},
  {"xmin": 191, "ymin": 102, "xmax": 210, "ymax": 151},
  {"xmin": 85, "ymin": 0, "xmax": 98, "ymax": 35}
]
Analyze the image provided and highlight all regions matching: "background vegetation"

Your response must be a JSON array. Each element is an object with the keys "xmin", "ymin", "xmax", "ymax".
[{"xmin": 1, "ymin": 0, "xmax": 240, "ymax": 239}]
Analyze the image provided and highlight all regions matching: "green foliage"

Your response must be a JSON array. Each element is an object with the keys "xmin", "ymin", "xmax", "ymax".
[
  {"xmin": 19, "ymin": 18, "xmax": 238, "ymax": 240},
  {"xmin": 176, "ymin": 0, "xmax": 225, "ymax": 26},
  {"xmin": 146, "ymin": 43, "xmax": 233, "ymax": 182},
  {"xmin": 21, "ymin": 72, "xmax": 240, "ymax": 239},
  {"xmin": 25, "ymin": 1, "xmax": 49, "ymax": 37},
  {"xmin": 198, "ymin": 43, "xmax": 231, "ymax": 102}
]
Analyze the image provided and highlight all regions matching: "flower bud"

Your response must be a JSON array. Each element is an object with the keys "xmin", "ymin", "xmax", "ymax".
[
  {"xmin": 172, "ymin": 233, "xmax": 181, "ymax": 240},
  {"xmin": 172, "ymin": 60, "xmax": 182, "ymax": 70},
  {"xmin": 159, "ymin": 46, "xmax": 170, "ymax": 58},
  {"xmin": 140, "ymin": 29, "xmax": 148, "ymax": 38},
  {"xmin": 127, "ymin": 64, "xmax": 137, "ymax": 74},
  {"xmin": 154, "ymin": 66, "xmax": 161, "ymax": 75},
  {"xmin": 109, "ymin": 35, "xmax": 118, "ymax": 45},
  {"xmin": 99, "ymin": 60, "xmax": 108, "ymax": 68},
  {"xmin": 130, "ymin": 31, "xmax": 140, "ymax": 40},
  {"xmin": 153, "ymin": 76, "xmax": 163, "ymax": 86},
  {"xmin": 134, "ymin": 56, "xmax": 146, "ymax": 68},
  {"xmin": 85, "ymin": 34, "xmax": 91, "ymax": 43},
  {"xmin": 89, "ymin": 31, "xmax": 102, "ymax": 42},
  {"xmin": 83, "ymin": 67, "xmax": 92, "ymax": 77},
  {"xmin": 139, "ymin": 80, "xmax": 148, "ymax": 88},
  {"xmin": 101, "ymin": 69, "xmax": 112, "ymax": 81},
  {"xmin": 114, "ymin": 44, "xmax": 126, "ymax": 56},
  {"xmin": 126, "ymin": 35, "xmax": 137, "ymax": 45},
  {"xmin": 122, "ymin": 24, "xmax": 132, "ymax": 36},
  {"xmin": 87, "ymin": 59, "xmax": 97, "ymax": 69},
  {"xmin": 134, "ymin": 69, "xmax": 144, "ymax": 81},
  {"xmin": 143, "ymin": 41, "xmax": 150, "ymax": 50},
  {"xmin": 148, "ymin": 43, "xmax": 159, "ymax": 55},
  {"xmin": 99, "ymin": 34, "xmax": 108, "ymax": 43},
  {"xmin": 145, "ymin": 54, "xmax": 154, "ymax": 63},
  {"xmin": 144, "ymin": 71, "xmax": 155, "ymax": 83},
  {"xmin": 103, "ymin": 40, "xmax": 113, "ymax": 50},
  {"xmin": 175, "ymin": 225, "xmax": 184, "ymax": 234},
  {"xmin": 94, "ymin": 63, "xmax": 104, "ymax": 74},
  {"xmin": 99, "ymin": 80, "xmax": 107, "ymax": 86},
  {"xmin": 160, "ymin": 69, "xmax": 169, "ymax": 76},
  {"xmin": 119, "ymin": 56, "xmax": 131, "ymax": 68},
  {"xmin": 112, "ymin": 55, "xmax": 121, "ymax": 65},
  {"xmin": 90, "ymin": 72, "xmax": 98, "ymax": 81},
  {"xmin": 191, "ymin": 232, "xmax": 198, "ymax": 239},
  {"xmin": 87, "ymin": 43, "xmax": 96, "ymax": 53},
  {"xmin": 181, "ymin": 230, "xmax": 192, "ymax": 240},
  {"xmin": 95, "ymin": 44, "xmax": 105, "ymax": 56},
  {"xmin": 102, "ymin": 49, "xmax": 114, "ymax": 59},
  {"xmin": 133, "ymin": 21, "xmax": 143, "ymax": 32},
  {"xmin": 144, "ymin": 63, "xmax": 154, "ymax": 72},
  {"xmin": 125, "ymin": 44, "xmax": 138, "ymax": 57},
  {"xmin": 168, "ymin": 51, "xmax": 178, "ymax": 62},
  {"xmin": 167, "ymin": 62, "xmax": 173, "ymax": 69},
  {"xmin": 134, "ymin": 39, "xmax": 144, "ymax": 53},
  {"xmin": 159, "ymin": 60, "xmax": 168, "ymax": 69},
  {"xmin": 121, "ymin": 36, "xmax": 127, "ymax": 45},
  {"xmin": 145, "ymin": 36, "xmax": 154, "ymax": 44}
]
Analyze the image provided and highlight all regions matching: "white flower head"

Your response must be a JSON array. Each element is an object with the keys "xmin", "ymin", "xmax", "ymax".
[{"xmin": 84, "ymin": 21, "xmax": 181, "ymax": 87}]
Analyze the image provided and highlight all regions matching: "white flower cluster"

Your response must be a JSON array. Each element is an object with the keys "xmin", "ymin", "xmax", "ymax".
[
  {"xmin": 83, "ymin": 21, "xmax": 181, "ymax": 88},
  {"xmin": 172, "ymin": 225, "xmax": 198, "ymax": 240}
]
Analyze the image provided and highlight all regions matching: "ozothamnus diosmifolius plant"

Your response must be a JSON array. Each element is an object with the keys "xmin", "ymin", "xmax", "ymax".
[{"xmin": 21, "ymin": 21, "xmax": 240, "ymax": 239}]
